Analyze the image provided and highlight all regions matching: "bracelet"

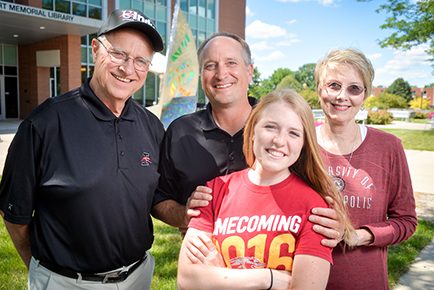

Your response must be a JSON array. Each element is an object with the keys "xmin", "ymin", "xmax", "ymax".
[{"xmin": 267, "ymin": 268, "xmax": 273, "ymax": 290}]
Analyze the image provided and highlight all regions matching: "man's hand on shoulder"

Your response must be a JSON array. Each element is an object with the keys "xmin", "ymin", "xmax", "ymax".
[{"xmin": 186, "ymin": 186, "xmax": 213, "ymax": 218}]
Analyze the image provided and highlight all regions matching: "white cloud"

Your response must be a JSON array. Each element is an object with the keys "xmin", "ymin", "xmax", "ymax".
[
  {"xmin": 250, "ymin": 41, "xmax": 274, "ymax": 51},
  {"xmin": 246, "ymin": 20, "xmax": 287, "ymax": 39},
  {"xmin": 374, "ymin": 45, "xmax": 432, "ymax": 87},
  {"xmin": 367, "ymin": 53, "xmax": 382, "ymax": 61},
  {"xmin": 286, "ymin": 19, "xmax": 297, "ymax": 25},
  {"xmin": 255, "ymin": 51, "xmax": 286, "ymax": 62},
  {"xmin": 318, "ymin": 0, "xmax": 335, "ymax": 6},
  {"xmin": 276, "ymin": 0, "xmax": 301, "ymax": 3},
  {"xmin": 277, "ymin": 33, "xmax": 301, "ymax": 46},
  {"xmin": 246, "ymin": 6, "xmax": 254, "ymax": 17}
]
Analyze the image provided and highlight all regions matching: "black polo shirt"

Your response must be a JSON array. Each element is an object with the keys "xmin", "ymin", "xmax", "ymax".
[
  {"xmin": 0, "ymin": 79, "xmax": 164, "ymax": 272},
  {"xmin": 154, "ymin": 97, "xmax": 256, "ymax": 205}
]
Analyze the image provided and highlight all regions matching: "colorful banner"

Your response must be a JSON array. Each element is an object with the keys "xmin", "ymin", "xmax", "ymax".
[{"xmin": 156, "ymin": 2, "xmax": 199, "ymax": 128}]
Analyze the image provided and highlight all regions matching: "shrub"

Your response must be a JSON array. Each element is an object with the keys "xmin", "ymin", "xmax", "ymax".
[
  {"xmin": 367, "ymin": 110, "xmax": 393, "ymax": 125},
  {"xmin": 413, "ymin": 111, "xmax": 429, "ymax": 119},
  {"xmin": 364, "ymin": 93, "xmax": 407, "ymax": 109}
]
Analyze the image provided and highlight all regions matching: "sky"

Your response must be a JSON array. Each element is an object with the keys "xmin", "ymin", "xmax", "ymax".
[{"xmin": 245, "ymin": 0, "xmax": 433, "ymax": 88}]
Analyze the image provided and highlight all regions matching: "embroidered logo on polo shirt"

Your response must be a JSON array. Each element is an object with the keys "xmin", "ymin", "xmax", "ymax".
[{"xmin": 140, "ymin": 152, "xmax": 152, "ymax": 167}]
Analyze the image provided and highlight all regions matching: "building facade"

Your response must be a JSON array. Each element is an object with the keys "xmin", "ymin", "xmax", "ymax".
[{"xmin": 0, "ymin": 0, "xmax": 245, "ymax": 119}]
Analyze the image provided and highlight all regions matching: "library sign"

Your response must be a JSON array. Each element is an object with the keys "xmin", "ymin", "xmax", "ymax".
[{"xmin": 0, "ymin": 1, "xmax": 75, "ymax": 22}]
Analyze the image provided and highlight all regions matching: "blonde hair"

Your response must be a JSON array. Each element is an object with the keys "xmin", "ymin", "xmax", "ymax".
[
  {"xmin": 314, "ymin": 48, "xmax": 375, "ymax": 99},
  {"xmin": 243, "ymin": 89, "xmax": 354, "ymax": 244}
]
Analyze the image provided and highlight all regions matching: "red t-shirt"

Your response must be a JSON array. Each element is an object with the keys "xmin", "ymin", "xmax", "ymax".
[{"xmin": 189, "ymin": 169, "xmax": 332, "ymax": 270}]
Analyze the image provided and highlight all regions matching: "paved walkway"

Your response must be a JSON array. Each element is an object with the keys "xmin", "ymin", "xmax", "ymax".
[{"xmin": 0, "ymin": 120, "xmax": 433, "ymax": 289}]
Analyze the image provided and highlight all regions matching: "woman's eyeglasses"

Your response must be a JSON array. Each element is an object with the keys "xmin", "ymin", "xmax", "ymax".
[
  {"xmin": 324, "ymin": 82, "xmax": 365, "ymax": 97},
  {"xmin": 97, "ymin": 37, "xmax": 152, "ymax": 72}
]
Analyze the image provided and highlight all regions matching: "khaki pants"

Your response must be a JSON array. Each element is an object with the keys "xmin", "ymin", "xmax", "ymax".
[{"xmin": 28, "ymin": 253, "xmax": 154, "ymax": 290}]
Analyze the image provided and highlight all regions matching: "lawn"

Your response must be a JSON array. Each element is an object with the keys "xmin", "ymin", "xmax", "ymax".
[
  {"xmin": 0, "ymin": 128, "xmax": 433, "ymax": 289},
  {"xmin": 0, "ymin": 219, "xmax": 433, "ymax": 289},
  {"xmin": 380, "ymin": 129, "xmax": 434, "ymax": 151}
]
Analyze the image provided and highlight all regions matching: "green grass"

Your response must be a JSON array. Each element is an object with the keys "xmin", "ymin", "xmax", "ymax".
[
  {"xmin": 388, "ymin": 220, "xmax": 434, "ymax": 287},
  {"xmin": 380, "ymin": 129, "xmax": 434, "ymax": 151},
  {"xmin": 0, "ymin": 221, "xmax": 27, "ymax": 290},
  {"xmin": 150, "ymin": 219, "xmax": 182, "ymax": 290},
  {"xmin": 0, "ymin": 128, "xmax": 433, "ymax": 289},
  {"xmin": 1, "ymin": 219, "xmax": 433, "ymax": 289}
]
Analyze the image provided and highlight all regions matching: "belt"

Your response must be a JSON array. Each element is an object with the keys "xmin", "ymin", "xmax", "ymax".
[{"xmin": 38, "ymin": 255, "xmax": 146, "ymax": 283}]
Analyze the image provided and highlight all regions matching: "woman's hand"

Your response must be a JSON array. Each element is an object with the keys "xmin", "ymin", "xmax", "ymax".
[{"xmin": 185, "ymin": 229, "xmax": 225, "ymax": 267}]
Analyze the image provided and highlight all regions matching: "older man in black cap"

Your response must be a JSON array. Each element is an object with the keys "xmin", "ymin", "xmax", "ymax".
[{"xmin": 0, "ymin": 9, "xmax": 164, "ymax": 289}]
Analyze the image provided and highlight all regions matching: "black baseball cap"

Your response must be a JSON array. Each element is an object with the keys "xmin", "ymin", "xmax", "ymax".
[{"xmin": 97, "ymin": 9, "xmax": 164, "ymax": 52}]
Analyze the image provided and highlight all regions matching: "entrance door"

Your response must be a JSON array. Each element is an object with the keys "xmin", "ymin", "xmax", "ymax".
[
  {"xmin": 0, "ymin": 76, "xmax": 4, "ymax": 120},
  {"xmin": 4, "ymin": 76, "xmax": 18, "ymax": 118}
]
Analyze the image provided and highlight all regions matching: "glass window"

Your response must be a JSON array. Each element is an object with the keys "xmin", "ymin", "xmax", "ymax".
[
  {"xmin": 198, "ymin": 16, "xmax": 206, "ymax": 29},
  {"xmin": 198, "ymin": 0, "xmax": 206, "ymax": 17},
  {"xmin": 134, "ymin": 88, "xmax": 144, "ymax": 105},
  {"xmin": 88, "ymin": 0, "xmax": 101, "ymax": 5},
  {"xmin": 206, "ymin": 18, "xmax": 215, "ymax": 32},
  {"xmin": 119, "ymin": 0, "xmax": 129, "ymax": 10},
  {"xmin": 73, "ymin": 3, "xmax": 87, "ymax": 17},
  {"xmin": 81, "ymin": 47, "xmax": 87, "ymax": 63},
  {"xmin": 156, "ymin": 3, "xmax": 166, "ymax": 21},
  {"xmin": 145, "ymin": 72, "xmax": 156, "ymax": 106},
  {"xmin": 156, "ymin": 21, "xmax": 167, "ymax": 51},
  {"xmin": 88, "ymin": 6, "xmax": 101, "ymax": 19},
  {"xmin": 4, "ymin": 66, "xmax": 17, "ymax": 76},
  {"xmin": 206, "ymin": 0, "xmax": 215, "ymax": 19},
  {"xmin": 198, "ymin": 31, "xmax": 206, "ymax": 45},
  {"xmin": 189, "ymin": 15, "xmax": 197, "ymax": 29},
  {"xmin": 3, "ymin": 45, "xmax": 17, "ymax": 66},
  {"xmin": 42, "ymin": 0, "xmax": 53, "ymax": 10},
  {"xmin": 189, "ymin": 0, "xmax": 197, "ymax": 14},
  {"xmin": 0, "ymin": 45, "xmax": 3, "ymax": 65},
  {"xmin": 132, "ymin": 0, "xmax": 143, "ymax": 11},
  {"xmin": 81, "ymin": 65, "xmax": 87, "ymax": 83},
  {"xmin": 181, "ymin": 0, "xmax": 188, "ymax": 12},
  {"xmin": 144, "ymin": 2, "xmax": 155, "ymax": 18},
  {"xmin": 55, "ymin": 0, "xmax": 71, "ymax": 13}
]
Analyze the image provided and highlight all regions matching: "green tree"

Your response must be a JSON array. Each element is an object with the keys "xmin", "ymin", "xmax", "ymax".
[
  {"xmin": 248, "ymin": 66, "xmax": 265, "ymax": 99},
  {"xmin": 299, "ymin": 88, "xmax": 320, "ymax": 109},
  {"xmin": 276, "ymin": 74, "xmax": 303, "ymax": 92},
  {"xmin": 295, "ymin": 63, "xmax": 316, "ymax": 90},
  {"xmin": 248, "ymin": 67, "xmax": 294, "ymax": 99},
  {"xmin": 359, "ymin": 0, "xmax": 434, "ymax": 66},
  {"xmin": 386, "ymin": 78, "xmax": 412, "ymax": 102},
  {"xmin": 269, "ymin": 68, "xmax": 294, "ymax": 88},
  {"xmin": 364, "ymin": 92, "xmax": 408, "ymax": 109}
]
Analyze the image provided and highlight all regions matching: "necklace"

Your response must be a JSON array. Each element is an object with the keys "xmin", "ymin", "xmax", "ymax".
[{"xmin": 319, "ymin": 124, "xmax": 360, "ymax": 192}]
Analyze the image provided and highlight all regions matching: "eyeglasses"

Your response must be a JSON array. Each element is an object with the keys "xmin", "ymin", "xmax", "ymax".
[
  {"xmin": 97, "ymin": 37, "xmax": 152, "ymax": 72},
  {"xmin": 323, "ymin": 82, "xmax": 365, "ymax": 97}
]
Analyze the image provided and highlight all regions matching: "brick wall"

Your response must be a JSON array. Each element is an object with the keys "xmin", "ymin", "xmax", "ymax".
[{"xmin": 18, "ymin": 35, "xmax": 81, "ymax": 118}]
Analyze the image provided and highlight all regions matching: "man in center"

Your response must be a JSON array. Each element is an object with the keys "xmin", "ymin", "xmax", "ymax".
[{"xmin": 152, "ymin": 32, "xmax": 343, "ymax": 247}]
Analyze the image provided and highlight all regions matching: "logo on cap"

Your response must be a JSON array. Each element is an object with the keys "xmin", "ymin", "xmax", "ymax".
[{"xmin": 120, "ymin": 10, "xmax": 155, "ymax": 29}]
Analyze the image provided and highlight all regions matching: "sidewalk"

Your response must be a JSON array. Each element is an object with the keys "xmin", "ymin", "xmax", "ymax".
[{"xmin": 1, "ymin": 120, "xmax": 434, "ymax": 288}]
